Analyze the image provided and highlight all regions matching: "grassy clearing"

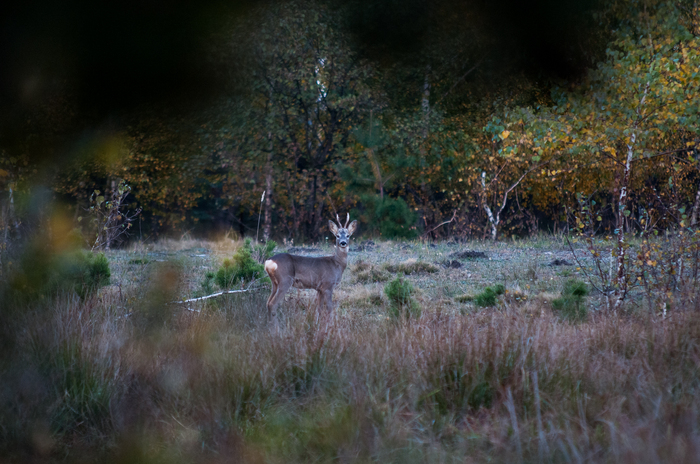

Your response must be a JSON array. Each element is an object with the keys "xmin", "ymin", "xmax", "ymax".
[{"xmin": 2, "ymin": 237, "xmax": 700, "ymax": 463}]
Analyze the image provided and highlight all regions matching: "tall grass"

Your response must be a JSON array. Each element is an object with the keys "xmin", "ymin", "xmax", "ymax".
[{"xmin": 2, "ymin": 247, "xmax": 700, "ymax": 462}]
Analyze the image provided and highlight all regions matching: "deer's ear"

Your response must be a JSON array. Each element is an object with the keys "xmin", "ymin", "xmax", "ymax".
[
  {"xmin": 347, "ymin": 220, "xmax": 358, "ymax": 236},
  {"xmin": 328, "ymin": 220, "xmax": 339, "ymax": 236}
]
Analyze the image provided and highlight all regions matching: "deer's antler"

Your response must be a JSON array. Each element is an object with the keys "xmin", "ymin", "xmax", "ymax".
[{"xmin": 344, "ymin": 213, "xmax": 350, "ymax": 228}]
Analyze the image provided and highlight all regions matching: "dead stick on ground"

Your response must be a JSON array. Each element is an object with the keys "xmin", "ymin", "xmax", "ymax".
[
  {"xmin": 172, "ymin": 278, "xmax": 267, "ymax": 305},
  {"xmin": 422, "ymin": 210, "xmax": 457, "ymax": 238},
  {"xmin": 173, "ymin": 288, "xmax": 254, "ymax": 304}
]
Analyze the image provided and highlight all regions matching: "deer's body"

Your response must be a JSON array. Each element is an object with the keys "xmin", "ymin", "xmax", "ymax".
[{"xmin": 265, "ymin": 214, "xmax": 357, "ymax": 326}]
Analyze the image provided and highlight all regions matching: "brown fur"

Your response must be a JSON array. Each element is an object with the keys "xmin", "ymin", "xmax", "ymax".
[{"xmin": 265, "ymin": 216, "xmax": 357, "ymax": 327}]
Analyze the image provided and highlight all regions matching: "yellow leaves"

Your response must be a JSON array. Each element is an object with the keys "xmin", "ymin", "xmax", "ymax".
[{"xmin": 499, "ymin": 130, "xmax": 511, "ymax": 140}]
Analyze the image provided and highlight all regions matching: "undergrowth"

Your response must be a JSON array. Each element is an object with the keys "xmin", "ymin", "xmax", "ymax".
[
  {"xmin": 384, "ymin": 275, "xmax": 420, "ymax": 318},
  {"xmin": 474, "ymin": 283, "xmax": 505, "ymax": 307},
  {"xmin": 552, "ymin": 279, "xmax": 589, "ymax": 321},
  {"xmin": 7, "ymin": 247, "xmax": 110, "ymax": 301},
  {"xmin": 2, "ymin": 238, "xmax": 700, "ymax": 464},
  {"xmin": 211, "ymin": 239, "xmax": 275, "ymax": 290}
]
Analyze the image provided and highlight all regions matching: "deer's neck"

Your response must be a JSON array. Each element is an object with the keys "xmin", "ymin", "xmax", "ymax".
[{"xmin": 334, "ymin": 245, "xmax": 349, "ymax": 269}]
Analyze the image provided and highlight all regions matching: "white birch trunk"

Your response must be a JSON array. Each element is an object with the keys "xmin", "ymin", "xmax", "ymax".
[{"xmin": 481, "ymin": 172, "xmax": 499, "ymax": 240}]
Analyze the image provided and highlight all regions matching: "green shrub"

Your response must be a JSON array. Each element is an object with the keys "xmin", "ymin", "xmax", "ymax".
[
  {"xmin": 252, "ymin": 240, "xmax": 277, "ymax": 263},
  {"xmin": 353, "ymin": 195, "xmax": 418, "ymax": 239},
  {"xmin": 474, "ymin": 284, "xmax": 505, "ymax": 308},
  {"xmin": 8, "ymin": 247, "xmax": 111, "ymax": 300},
  {"xmin": 384, "ymin": 276, "xmax": 420, "ymax": 318},
  {"xmin": 552, "ymin": 280, "xmax": 589, "ymax": 321},
  {"xmin": 73, "ymin": 251, "xmax": 111, "ymax": 298},
  {"xmin": 563, "ymin": 279, "xmax": 588, "ymax": 297},
  {"xmin": 200, "ymin": 271, "xmax": 216, "ymax": 295},
  {"xmin": 214, "ymin": 239, "xmax": 272, "ymax": 289}
]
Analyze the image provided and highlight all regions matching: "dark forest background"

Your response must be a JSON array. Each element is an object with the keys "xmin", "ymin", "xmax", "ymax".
[{"xmin": 2, "ymin": 0, "xmax": 699, "ymax": 243}]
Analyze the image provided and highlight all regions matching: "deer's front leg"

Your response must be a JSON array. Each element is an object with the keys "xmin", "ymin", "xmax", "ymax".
[{"xmin": 318, "ymin": 284, "xmax": 335, "ymax": 314}]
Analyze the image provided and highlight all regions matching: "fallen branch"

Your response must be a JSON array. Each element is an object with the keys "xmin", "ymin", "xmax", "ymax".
[
  {"xmin": 422, "ymin": 210, "xmax": 457, "ymax": 238},
  {"xmin": 173, "ymin": 278, "xmax": 268, "ymax": 304},
  {"xmin": 173, "ymin": 288, "xmax": 257, "ymax": 304}
]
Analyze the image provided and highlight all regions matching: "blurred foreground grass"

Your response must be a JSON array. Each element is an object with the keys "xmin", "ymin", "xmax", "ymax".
[{"xmin": 1, "ymin": 237, "xmax": 700, "ymax": 463}]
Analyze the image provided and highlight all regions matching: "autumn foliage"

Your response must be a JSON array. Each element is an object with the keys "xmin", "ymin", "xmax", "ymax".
[{"xmin": 0, "ymin": 1, "xmax": 699, "ymax": 243}]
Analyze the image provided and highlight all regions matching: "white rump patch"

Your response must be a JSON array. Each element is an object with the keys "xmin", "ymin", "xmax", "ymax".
[{"xmin": 264, "ymin": 259, "xmax": 278, "ymax": 274}]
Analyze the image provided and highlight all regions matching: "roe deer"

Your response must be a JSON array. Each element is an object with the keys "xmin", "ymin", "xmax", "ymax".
[{"xmin": 264, "ymin": 214, "xmax": 358, "ymax": 326}]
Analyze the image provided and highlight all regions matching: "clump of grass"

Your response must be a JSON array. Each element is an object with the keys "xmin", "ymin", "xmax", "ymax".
[
  {"xmin": 352, "ymin": 260, "xmax": 390, "ymax": 283},
  {"xmin": 9, "ymin": 248, "xmax": 111, "ymax": 300},
  {"xmin": 383, "ymin": 259, "xmax": 438, "ymax": 275},
  {"xmin": 384, "ymin": 275, "xmax": 420, "ymax": 318},
  {"xmin": 214, "ymin": 239, "xmax": 272, "ymax": 289},
  {"xmin": 454, "ymin": 294, "xmax": 474, "ymax": 303},
  {"xmin": 340, "ymin": 287, "xmax": 384, "ymax": 310},
  {"xmin": 128, "ymin": 258, "xmax": 150, "ymax": 265},
  {"xmin": 352, "ymin": 260, "xmax": 371, "ymax": 272},
  {"xmin": 552, "ymin": 279, "xmax": 589, "ymax": 321},
  {"xmin": 474, "ymin": 284, "xmax": 505, "ymax": 307},
  {"xmin": 525, "ymin": 264, "xmax": 538, "ymax": 281}
]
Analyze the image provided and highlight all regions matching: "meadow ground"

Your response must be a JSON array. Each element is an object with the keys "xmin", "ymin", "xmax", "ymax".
[{"xmin": 3, "ymin": 235, "xmax": 700, "ymax": 463}]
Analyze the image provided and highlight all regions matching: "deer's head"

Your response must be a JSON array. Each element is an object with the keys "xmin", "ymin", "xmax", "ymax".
[{"xmin": 329, "ymin": 213, "xmax": 358, "ymax": 249}]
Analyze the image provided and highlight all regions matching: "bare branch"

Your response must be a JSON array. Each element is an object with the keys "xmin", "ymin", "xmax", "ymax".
[
  {"xmin": 172, "ymin": 288, "xmax": 257, "ymax": 304},
  {"xmin": 422, "ymin": 210, "xmax": 457, "ymax": 238}
]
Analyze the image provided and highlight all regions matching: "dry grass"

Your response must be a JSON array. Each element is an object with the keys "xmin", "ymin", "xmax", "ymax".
[
  {"xmin": 383, "ymin": 258, "xmax": 439, "ymax": 275},
  {"xmin": 2, "ymin": 237, "xmax": 700, "ymax": 463}
]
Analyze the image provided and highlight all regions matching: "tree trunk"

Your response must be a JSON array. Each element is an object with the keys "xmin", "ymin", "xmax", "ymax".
[
  {"xmin": 481, "ymin": 172, "xmax": 499, "ymax": 240},
  {"xmin": 264, "ymin": 85, "xmax": 275, "ymax": 242},
  {"xmin": 612, "ymin": 78, "xmax": 649, "ymax": 311},
  {"xmin": 422, "ymin": 65, "xmax": 431, "ymax": 138},
  {"xmin": 691, "ymin": 180, "xmax": 700, "ymax": 226},
  {"xmin": 285, "ymin": 172, "xmax": 299, "ymax": 237},
  {"xmin": 308, "ymin": 174, "xmax": 318, "ymax": 239},
  {"xmin": 419, "ymin": 65, "xmax": 431, "ymax": 229},
  {"xmin": 263, "ymin": 145, "xmax": 273, "ymax": 242},
  {"xmin": 9, "ymin": 186, "xmax": 19, "ymax": 239},
  {"xmin": 368, "ymin": 148, "xmax": 383, "ymax": 200},
  {"xmin": 613, "ymin": 134, "xmax": 635, "ymax": 311}
]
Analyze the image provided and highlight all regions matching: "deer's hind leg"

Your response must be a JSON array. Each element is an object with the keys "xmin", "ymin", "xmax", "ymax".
[
  {"xmin": 267, "ymin": 276, "xmax": 292, "ymax": 324},
  {"xmin": 265, "ymin": 259, "xmax": 292, "ymax": 326}
]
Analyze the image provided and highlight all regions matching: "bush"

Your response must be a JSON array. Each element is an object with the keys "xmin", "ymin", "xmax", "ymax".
[
  {"xmin": 474, "ymin": 284, "xmax": 505, "ymax": 308},
  {"xmin": 252, "ymin": 240, "xmax": 277, "ymax": 263},
  {"xmin": 214, "ymin": 239, "xmax": 272, "ymax": 289},
  {"xmin": 7, "ymin": 247, "xmax": 110, "ymax": 300},
  {"xmin": 552, "ymin": 280, "xmax": 589, "ymax": 321},
  {"xmin": 384, "ymin": 275, "xmax": 420, "ymax": 318},
  {"xmin": 66, "ymin": 251, "xmax": 111, "ymax": 298},
  {"xmin": 353, "ymin": 195, "xmax": 418, "ymax": 239}
]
